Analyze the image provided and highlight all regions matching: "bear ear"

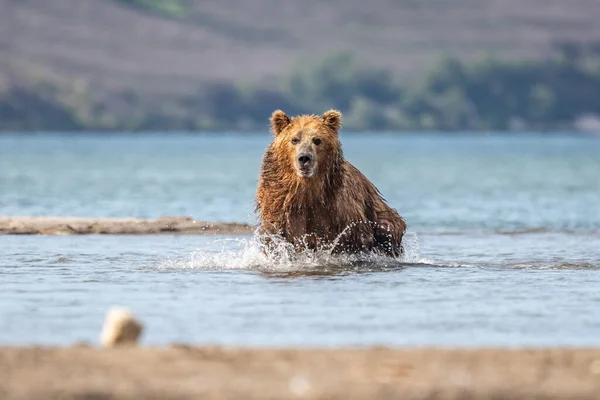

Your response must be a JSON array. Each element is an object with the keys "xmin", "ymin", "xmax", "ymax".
[
  {"xmin": 322, "ymin": 109, "xmax": 342, "ymax": 133},
  {"xmin": 270, "ymin": 110, "xmax": 291, "ymax": 136}
]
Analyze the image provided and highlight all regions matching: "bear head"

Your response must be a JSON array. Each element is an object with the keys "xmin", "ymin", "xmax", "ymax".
[{"xmin": 269, "ymin": 109, "xmax": 343, "ymax": 179}]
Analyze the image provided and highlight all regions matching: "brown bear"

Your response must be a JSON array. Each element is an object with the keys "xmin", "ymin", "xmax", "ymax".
[{"xmin": 255, "ymin": 109, "xmax": 407, "ymax": 258}]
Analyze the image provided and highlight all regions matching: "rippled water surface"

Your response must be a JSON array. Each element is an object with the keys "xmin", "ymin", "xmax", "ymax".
[{"xmin": 1, "ymin": 132, "xmax": 600, "ymax": 347}]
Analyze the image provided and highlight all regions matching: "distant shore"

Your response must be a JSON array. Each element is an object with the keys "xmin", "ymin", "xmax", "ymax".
[
  {"xmin": 1, "ymin": 346, "xmax": 599, "ymax": 399},
  {"xmin": 0, "ymin": 216, "xmax": 254, "ymax": 235}
]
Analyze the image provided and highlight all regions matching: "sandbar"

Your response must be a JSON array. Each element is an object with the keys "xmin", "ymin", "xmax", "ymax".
[{"xmin": 0, "ymin": 216, "xmax": 253, "ymax": 235}]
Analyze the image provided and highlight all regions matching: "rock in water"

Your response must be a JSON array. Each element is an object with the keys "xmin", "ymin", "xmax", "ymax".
[{"xmin": 100, "ymin": 307, "xmax": 143, "ymax": 347}]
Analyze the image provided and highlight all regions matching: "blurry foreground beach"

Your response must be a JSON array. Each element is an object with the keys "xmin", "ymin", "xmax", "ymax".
[{"xmin": 1, "ymin": 346, "xmax": 600, "ymax": 399}]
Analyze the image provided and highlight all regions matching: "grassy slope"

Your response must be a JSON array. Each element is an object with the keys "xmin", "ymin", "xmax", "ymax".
[{"xmin": 3, "ymin": 0, "xmax": 600, "ymax": 93}]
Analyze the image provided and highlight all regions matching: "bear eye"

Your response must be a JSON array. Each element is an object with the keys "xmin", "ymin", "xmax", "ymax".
[
  {"xmin": 313, "ymin": 138, "xmax": 322, "ymax": 145},
  {"xmin": 291, "ymin": 138, "xmax": 300, "ymax": 145}
]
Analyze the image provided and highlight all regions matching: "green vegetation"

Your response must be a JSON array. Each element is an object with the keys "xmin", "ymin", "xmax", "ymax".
[
  {"xmin": 114, "ymin": 0, "xmax": 189, "ymax": 18},
  {"xmin": 2, "ymin": 43, "xmax": 600, "ymax": 132},
  {"xmin": 269, "ymin": 44, "xmax": 600, "ymax": 131},
  {"xmin": 178, "ymin": 43, "xmax": 600, "ymax": 131}
]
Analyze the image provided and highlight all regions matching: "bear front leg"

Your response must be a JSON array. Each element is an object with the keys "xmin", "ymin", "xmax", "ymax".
[{"xmin": 372, "ymin": 220, "xmax": 403, "ymax": 258}]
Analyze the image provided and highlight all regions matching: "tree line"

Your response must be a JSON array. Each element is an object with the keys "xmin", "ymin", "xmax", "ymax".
[{"xmin": 2, "ymin": 42, "xmax": 600, "ymax": 132}]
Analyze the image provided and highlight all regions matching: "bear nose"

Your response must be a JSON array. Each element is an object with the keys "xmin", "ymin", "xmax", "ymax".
[{"xmin": 298, "ymin": 154, "xmax": 312, "ymax": 166}]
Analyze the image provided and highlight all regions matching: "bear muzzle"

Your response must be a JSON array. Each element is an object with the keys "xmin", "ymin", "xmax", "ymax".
[{"xmin": 296, "ymin": 153, "xmax": 316, "ymax": 177}]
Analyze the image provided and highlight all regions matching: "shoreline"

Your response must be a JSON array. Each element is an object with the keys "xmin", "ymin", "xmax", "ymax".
[
  {"xmin": 1, "ymin": 346, "xmax": 599, "ymax": 399},
  {"xmin": 0, "ymin": 216, "xmax": 254, "ymax": 235}
]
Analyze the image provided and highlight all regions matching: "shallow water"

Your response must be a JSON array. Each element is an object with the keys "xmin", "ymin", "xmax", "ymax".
[{"xmin": 1, "ymin": 132, "xmax": 600, "ymax": 347}]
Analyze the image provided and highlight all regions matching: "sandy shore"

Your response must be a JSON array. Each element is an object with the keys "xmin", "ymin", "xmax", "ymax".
[
  {"xmin": 0, "ymin": 216, "xmax": 253, "ymax": 235},
  {"xmin": 1, "ymin": 346, "xmax": 600, "ymax": 399}
]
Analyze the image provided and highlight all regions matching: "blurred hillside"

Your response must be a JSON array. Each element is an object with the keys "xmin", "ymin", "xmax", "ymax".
[{"xmin": 2, "ymin": 0, "xmax": 600, "ymax": 132}]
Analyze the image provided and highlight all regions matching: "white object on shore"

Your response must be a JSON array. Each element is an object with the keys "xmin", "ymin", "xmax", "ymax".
[{"xmin": 100, "ymin": 307, "xmax": 144, "ymax": 348}]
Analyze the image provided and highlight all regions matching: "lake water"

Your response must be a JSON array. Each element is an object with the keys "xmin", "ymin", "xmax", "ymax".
[{"xmin": 1, "ymin": 132, "xmax": 600, "ymax": 347}]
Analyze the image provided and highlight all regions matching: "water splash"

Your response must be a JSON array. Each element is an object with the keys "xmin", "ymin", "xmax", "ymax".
[{"xmin": 157, "ymin": 228, "xmax": 421, "ymax": 274}]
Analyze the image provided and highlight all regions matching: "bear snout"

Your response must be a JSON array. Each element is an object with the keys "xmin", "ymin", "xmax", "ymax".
[{"xmin": 297, "ymin": 154, "xmax": 313, "ymax": 166}]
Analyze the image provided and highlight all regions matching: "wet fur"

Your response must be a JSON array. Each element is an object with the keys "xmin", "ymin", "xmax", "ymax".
[{"xmin": 255, "ymin": 110, "xmax": 407, "ymax": 257}]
